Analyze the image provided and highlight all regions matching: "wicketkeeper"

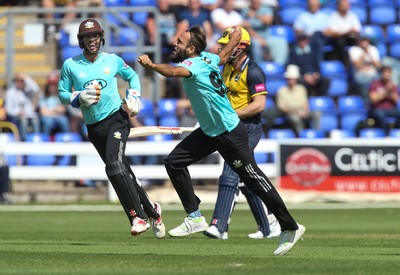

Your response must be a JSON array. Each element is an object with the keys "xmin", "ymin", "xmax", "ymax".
[{"xmin": 58, "ymin": 18, "xmax": 165, "ymax": 238}]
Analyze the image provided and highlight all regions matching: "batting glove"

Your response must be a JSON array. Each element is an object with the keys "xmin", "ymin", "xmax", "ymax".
[{"xmin": 122, "ymin": 89, "xmax": 142, "ymax": 117}]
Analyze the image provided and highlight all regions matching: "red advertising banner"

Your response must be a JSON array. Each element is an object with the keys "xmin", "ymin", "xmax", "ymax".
[{"xmin": 279, "ymin": 142, "xmax": 400, "ymax": 193}]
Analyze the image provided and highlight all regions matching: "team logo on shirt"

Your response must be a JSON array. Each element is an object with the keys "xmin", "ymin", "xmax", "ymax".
[
  {"xmin": 232, "ymin": 160, "xmax": 243, "ymax": 168},
  {"xmin": 103, "ymin": 67, "xmax": 111, "ymax": 74},
  {"xmin": 114, "ymin": 131, "xmax": 122, "ymax": 139}
]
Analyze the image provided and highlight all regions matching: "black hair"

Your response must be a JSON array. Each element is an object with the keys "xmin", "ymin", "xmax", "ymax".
[{"xmin": 187, "ymin": 25, "xmax": 207, "ymax": 54}]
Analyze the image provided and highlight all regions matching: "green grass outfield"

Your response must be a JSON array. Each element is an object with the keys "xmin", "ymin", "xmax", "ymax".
[{"xmin": 0, "ymin": 204, "xmax": 399, "ymax": 275}]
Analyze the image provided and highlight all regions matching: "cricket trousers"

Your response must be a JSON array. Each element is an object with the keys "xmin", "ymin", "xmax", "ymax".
[{"xmin": 164, "ymin": 121, "xmax": 299, "ymax": 231}]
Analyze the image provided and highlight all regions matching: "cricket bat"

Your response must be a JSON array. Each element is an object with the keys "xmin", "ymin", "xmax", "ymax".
[{"xmin": 129, "ymin": 126, "xmax": 196, "ymax": 138}]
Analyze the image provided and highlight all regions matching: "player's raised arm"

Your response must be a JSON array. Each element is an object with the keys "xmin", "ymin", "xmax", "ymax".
[
  {"xmin": 217, "ymin": 26, "xmax": 242, "ymax": 66},
  {"xmin": 137, "ymin": 55, "xmax": 191, "ymax": 78}
]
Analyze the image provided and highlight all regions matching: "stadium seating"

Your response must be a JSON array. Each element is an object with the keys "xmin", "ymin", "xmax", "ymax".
[
  {"xmin": 388, "ymin": 41, "xmax": 400, "ymax": 59},
  {"xmin": 159, "ymin": 116, "xmax": 179, "ymax": 127},
  {"xmin": 369, "ymin": 6, "xmax": 397, "ymax": 25},
  {"xmin": 104, "ymin": 0, "xmax": 127, "ymax": 6},
  {"xmin": 387, "ymin": 24, "xmax": 400, "ymax": 43},
  {"xmin": 254, "ymin": 133, "xmax": 268, "ymax": 163},
  {"xmin": 112, "ymin": 27, "xmax": 139, "ymax": 46},
  {"xmin": 327, "ymin": 78, "xmax": 349, "ymax": 97},
  {"xmin": 267, "ymin": 129, "xmax": 296, "ymax": 139},
  {"xmin": 317, "ymin": 113, "xmax": 340, "ymax": 132},
  {"xmin": 259, "ymin": 61, "xmax": 285, "ymax": 79},
  {"xmin": 340, "ymin": 113, "xmax": 368, "ymax": 131},
  {"xmin": 299, "ymin": 129, "xmax": 326, "ymax": 139},
  {"xmin": 278, "ymin": 6, "xmax": 306, "ymax": 25},
  {"xmin": 54, "ymin": 132, "xmax": 82, "ymax": 166},
  {"xmin": 157, "ymin": 98, "xmax": 179, "ymax": 117},
  {"xmin": 60, "ymin": 46, "xmax": 81, "ymax": 61},
  {"xmin": 330, "ymin": 129, "xmax": 357, "ymax": 139},
  {"xmin": 266, "ymin": 78, "xmax": 286, "ymax": 97},
  {"xmin": 309, "ymin": 96, "xmax": 336, "ymax": 113},
  {"xmin": 129, "ymin": 0, "xmax": 156, "ymax": 6},
  {"xmin": 359, "ymin": 128, "xmax": 386, "ymax": 138},
  {"xmin": 361, "ymin": 25, "xmax": 385, "ymax": 44},
  {"xmin": 269, "ymin": 25, "xmax": 296, "ymax": 44},
  {"xmin": 337, "ymin": 95, "xmax": 366, "ymax": 113},
  {"xmin": 388, "ymin": 128, "xmax": 400, "ymax": 138},
  {"xmin": 351, "ymin": 6, "xmax": 368, "ymax": 24},
  {"xmin": 320, "ymin": 60, "xmax": 348, "ymax": 79},
  {"xmin": 25, "ymin": 133, "xmax": 56, "ymax": 166}
]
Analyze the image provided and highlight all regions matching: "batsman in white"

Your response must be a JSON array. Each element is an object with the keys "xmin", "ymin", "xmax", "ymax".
[{"xmin": 58, "ymin": 18, "xmax": 165, "ymax": 238}]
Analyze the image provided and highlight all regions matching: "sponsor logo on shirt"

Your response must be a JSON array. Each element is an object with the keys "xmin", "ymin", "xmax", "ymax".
[
  {"xmin": 255, "ymin": 83, "xmax": 266, "ymax": 92},
  {"xmin": 183, "ymin": 60, "xmax": 192, "ymax": 66}
]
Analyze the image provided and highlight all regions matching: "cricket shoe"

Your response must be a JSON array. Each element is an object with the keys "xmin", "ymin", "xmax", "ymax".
[
  {"xmin": 131, "ymin": 216, "xmax": 150, "ymax": 236},
  {"xmin": 168, "ymin": 216, "xmax": 209, "ymax": 237},
  {"xmin": 267, "ymin": 214, "xmax": 281, "ymax": 238},
  {"xmin": 274, "ymin": 224, "xmax": 306, "ymax": 256},
  {"xmin": 203, "ymin": 225, "xmax": 228, "ymax": 240},
  {"xmin": 151, "ymin": 202, "xmax": 166, "ymax": 239}
]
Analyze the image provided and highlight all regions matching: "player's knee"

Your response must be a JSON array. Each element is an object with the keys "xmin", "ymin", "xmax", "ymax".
[
  {"xmin": 218, "ymin": 174, "xmax": 239, "ymax": 188},
  {"xmin": 106, "ymin": 160, "xmax": 128, "ymax": 177}
]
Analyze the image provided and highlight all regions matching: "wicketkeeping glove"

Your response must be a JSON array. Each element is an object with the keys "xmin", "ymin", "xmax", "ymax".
[
  {"xmin": 122, "ymin": 89, "xmax": 142, "ymax": 117},
  {"xmin": 70, "ymin": 80, "xmax": 101, "ymax": 108}
]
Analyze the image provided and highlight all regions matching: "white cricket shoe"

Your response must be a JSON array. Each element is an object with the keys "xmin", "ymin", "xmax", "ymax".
[
  {"xmin": 274, "ymin": 224, "xmax": 306, "ymax": 256},
  {"xmin": 131, "ymin": 216, "xmax": 150, "ymax": 236},
  {"xmin": 168, "ymin": 216, "xmax": 209, "ymax": 237},
  {"xmin": 151, "ymin": 202, "xmax": 166, "ymax": 239},
  {"xmin": 203, "ymin": 225, "xmax": 228, "ymax": 240},
  {"xmin": 267, "ymin": 214, "xmax": 281, "ymax": 238},
  {"xmin": 248, "ymin": 230, "xmax": 265, "ymax": 239}
]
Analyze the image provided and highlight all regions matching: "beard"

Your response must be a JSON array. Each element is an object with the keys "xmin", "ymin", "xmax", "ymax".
[{"xmin": 170, "ymin": 48, "xmax": 188, "ymax": 63}]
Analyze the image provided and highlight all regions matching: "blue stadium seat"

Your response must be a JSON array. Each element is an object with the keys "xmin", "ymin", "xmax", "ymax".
[
  {"xmin": 337, "ymin": 95, "xmax": 366, "ymax": 113},
  {"xmin": 340, "ymin": 113, "xmax": 367, "ymax": 130},
  {"xmin": 279, "ymin": 6, "xmax": 306, "ymax": 25},
  {"xmin": 266, "ymin": 78, "xmax": 286, "ymax": 97},
  {"xmin": 54, "ymin": 132, "xmax": 82, "ymax": 166},
  {"xmin": 129, "ymin": 0, "xmax": 156, "ymax": 6},
  {"xmin": 330, "ymin": 129, "xmax": 356, "ymax": 139},
  {"xmin": 269, "ymin": 25, "xmax": 296, "ymax": 44},
  {"xmin": 367, "ymin": 0, "xmax": 394, "ymax": 6},
  {"xmin": 320, "ymin": 60, "xmax": 347, "ymax": 79},
  {"xmin": 267, "ymin": 129, "xmax": 296, "ymax": 139},
  {"xmin": 104, "ymin": 0, "xmax": 127, "ymax": 6},
  {"xmin": 327, "ymin": 78, "xmax": 349, "ymax": 97},
  {"xmin": 137, "ymin": 98, "xmax": 155, "ymax": 118},
  {"xmin": 389, "ymin": 41, "xmax": 400, "ymax": 59},
  {"xmin": 159, "ymin": 116, "xmax": 179, "ymax": 127},
  {"xmin": 0, "ymin": 133, "xmax": 18, "ymax": 166},
  {"xmin": 278, "ymin": 0, "xmax": 307, "ymax": 7},
  {"xmin": 309, "ymin": 96, "xmax": 336, "ymax": 113},
  {"xmin": 369, "ymin": 6, "xmax": 397, "ymax": 25},
  {"xmin": 157, "ymin": 98, "xmax": 179, "ymax": 117},
  {"xmin": 387, "ymin": 24, "xmax": 400, "ymax": 43},
  {"xmin": 259, "ymin": 62, "xmax": 285, "ymax": 79},
  {"xmin": 376, "ymin": 42, "xmax": 387, "ymax": 58},
  {"xmin": 351, "ymin": 6, "xmax": 367, "ymax": 24},
  {"xmin": 132, "ymin": 12, "xmax": 149, "ymax": 27},
  {"xmin": 106, "ymin": 12, "xmax": 131, "ymax": 27},
  {"xmin": 25, "ymin": 133, "xmax": 56, "ymax": 166},
  {"xmin": 120, "ymin": 52, "xmax": 137, "ymax": 63},
  {"xmin": 361, "ymin": 25, "xmax": 385, "ymax": 44},
  {"xmin": 388, "ymin": 128, "xmax": 400, "ymax": 138},
  {"xmin": 317, "ymin": 113, "xmax": 339, "ymax": 132},
  {"xmin": 359, "ymin": 128, "xmax": 386, "ymax": 138},
  {"xmin": 146, "ymin": 133, "xmax": 174, "ymax": 141},
  {"xmin": 60, "ymin": 46, "xmax": 81, "ymax": 61},
  {"xmin": 112, "ymin": 27, "xmax": 139, "ymax": 46},
  {"xmin": 299, "ymin": 129, "xmax": 326, "ymax": 139}
]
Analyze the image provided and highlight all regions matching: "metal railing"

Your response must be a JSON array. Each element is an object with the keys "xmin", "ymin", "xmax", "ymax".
[{"xmin": 0, "ymin": 6, "xmax": 163, "ymax": 101}]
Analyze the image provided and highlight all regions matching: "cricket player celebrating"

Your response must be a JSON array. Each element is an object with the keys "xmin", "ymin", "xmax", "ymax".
[
  {"xmin": 138, "ymin": 25, "xmax": 306, "ymax": 256},
  {"xmin": 58, "ymin": 18, "xmax": 165, "ymax": 238}
]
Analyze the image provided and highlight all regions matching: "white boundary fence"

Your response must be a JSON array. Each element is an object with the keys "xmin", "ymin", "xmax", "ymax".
[{"xmin": 3, "ymin": 139, "xmax": 278, "ymax": 181}]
